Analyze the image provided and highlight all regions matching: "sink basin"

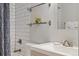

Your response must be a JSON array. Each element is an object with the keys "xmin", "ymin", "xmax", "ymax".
[{"xmin": 53, "ymin": 42, "xmax": 78, "ymax": 55}]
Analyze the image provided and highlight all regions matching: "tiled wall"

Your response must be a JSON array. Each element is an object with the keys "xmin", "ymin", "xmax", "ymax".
[
  {"xmin": 10, "ymin": 3, "xmax": 30, "ymax": 56},
  {"xmin": 10, "ymin": 3, "xmax": 16, "ymax": 55},
  {"xmin": 15, "ymin": 3, "xmax": 30, "ymax": 56}
]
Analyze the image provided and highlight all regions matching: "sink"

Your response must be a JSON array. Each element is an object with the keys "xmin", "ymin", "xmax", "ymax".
[{"xmin": 53, "ymin": 42, "xmax": 78, "ymax": 55}]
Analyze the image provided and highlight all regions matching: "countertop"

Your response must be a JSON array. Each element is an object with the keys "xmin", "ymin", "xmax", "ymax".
[{"xmin": 26, "ymin": 42, "xmax": 78, "ymax": 56}]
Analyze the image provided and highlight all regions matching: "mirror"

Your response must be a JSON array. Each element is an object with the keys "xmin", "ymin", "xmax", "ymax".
[{"xmin": 57, "ymin": 3, "xmax": 78, "ymax": 30}]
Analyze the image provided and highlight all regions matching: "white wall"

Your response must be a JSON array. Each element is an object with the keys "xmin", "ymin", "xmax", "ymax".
[
  {"xmin": 15, "ymin": 3, "xmax": 30, "ymax": 55},
  {"xmin": 57, "ymin": 3, "xmax": 78, "ymax": 29},
  {"xmin": 76, "ymin": 4, "xmax": 79, "ymax": 51},
  {"xmin": 30, "ymin": 3, "xmax": 50, "ymax": 43},
  {"xmin": 10, "ymin": 3, "xmax": 31, "ymax": 56},
  {"xmin": 10, "ymin": 3, "xmax": 16, "ymax": 55},
  {"xmin": 50, "ymin": 3, "xmax": 78, "ymax": 47},
  {"xmin": 49, "ymin": 3, "xmax": 58, "ymax": 42},
  {"xmin": 29, "ymin": 3, "xmax": 78, "ymax": 47},
  {"xmin": 29, "ymin": 3, "xmax": 57, "ymax": 44}
]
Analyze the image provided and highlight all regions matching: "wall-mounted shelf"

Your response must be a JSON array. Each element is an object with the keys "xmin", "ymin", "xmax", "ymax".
[
  {"xmin": 27, "ymin": 22, "xmax": 47, "ymax": 26},
  {"xmin": 27, "ymin": 21, "xmax": 51, "ymax": 26}
]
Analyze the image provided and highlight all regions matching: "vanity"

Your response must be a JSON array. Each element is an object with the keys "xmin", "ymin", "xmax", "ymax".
[{"xmin": 26, "ymin": 42, "xmax": 78, "ymax": 56}]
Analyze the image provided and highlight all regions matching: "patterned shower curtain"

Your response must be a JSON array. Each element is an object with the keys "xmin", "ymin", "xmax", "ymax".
[{"xmin": 0, "ymin": 3, "xmax": 10, "ymax": 56}]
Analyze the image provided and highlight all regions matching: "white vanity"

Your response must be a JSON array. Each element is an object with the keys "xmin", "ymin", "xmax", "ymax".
[{"xmin": 26, "ymin": 42, "xmax": 78, "ymax": 56}]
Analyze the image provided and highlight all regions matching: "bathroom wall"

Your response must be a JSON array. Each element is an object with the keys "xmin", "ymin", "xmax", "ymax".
[
  {"xmin": 77, "ymin": 4, "xmax": 79, "ymax": 50},
  {"xmin": 60, "ymin": 4, "xmax": 78, "ymax": 47},
  {"xmin": 10, "ymin": 3, "xmax": 16, "ymax": 55},
  {"xmin": 29, "ymin": 3, "xmax": 78, "ymax": 47},
  {"xmin": 30, "ymin": 3, "xmax": 50, "ymax": 43},
  {"xmin": 56, "ymin": 3, "xmax": 79, "ymax": 55},
  {"xmin": 15, "ymin": 3, "xmax": 30, "ymax": 55},
  {"xmin": 57, "ymin": 3, "xmax": 78, "ymax": 29},
  {"xmin": 50, "ymin": 3, "xmax": 78, "ymax": 47},
  {"xmin": 29, "ymin": 3, "xmax": 57, "ymax": 43},
  {"xmin": 10, "ymin": 3, "xmax": 31, "ymax": 56},
  {"xmin": 10, "ymin": 3, "xmax": 79, "ymax": 55},
  {"xmin": 49, "ymin": 3, "xmax": 58, "ymax": 42}
]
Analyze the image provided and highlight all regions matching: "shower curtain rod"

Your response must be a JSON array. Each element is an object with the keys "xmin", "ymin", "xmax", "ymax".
[{"xmin": 30, "ymin": 3, "xmax": 46, "ymax": 9}]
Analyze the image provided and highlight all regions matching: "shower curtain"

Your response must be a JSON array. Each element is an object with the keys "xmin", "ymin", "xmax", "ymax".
[{"xmin": 0, "ymin": 3, "xmax": 10, "ymax": 56}]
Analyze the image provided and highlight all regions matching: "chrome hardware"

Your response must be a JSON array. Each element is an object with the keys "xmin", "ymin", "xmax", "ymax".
[
  {"xmin": 18, "ymin": 39, "xmax": 22, "ymax": 44},
  {"xmin": 63, "ymin": 40, "xmax": 73, "ymax": 47},
  {"xmin": 14, "ymin": 49, "xmax": 21, "ymax": 52}
]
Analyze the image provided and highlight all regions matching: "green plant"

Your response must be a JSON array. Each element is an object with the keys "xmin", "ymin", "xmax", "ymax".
[{"xmin": 35, "ymin": 17, "xmax": 41, "ymax": 24}]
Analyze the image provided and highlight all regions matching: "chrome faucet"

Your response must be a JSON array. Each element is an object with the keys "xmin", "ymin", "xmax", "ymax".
[{"xmin": 63, "ymin": 40, "xmax": 73, "ymax": 47}]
